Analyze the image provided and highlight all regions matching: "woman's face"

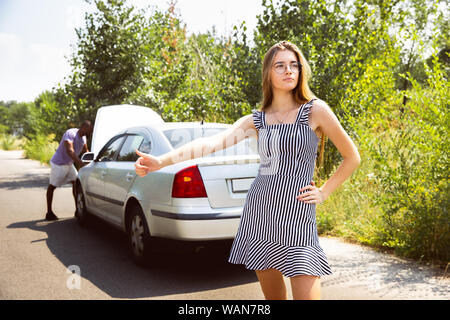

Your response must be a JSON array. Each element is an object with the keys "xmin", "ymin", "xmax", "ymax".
[{"xmin": 269, "ymin": 49, "xmax": 300, "ymax": 93}]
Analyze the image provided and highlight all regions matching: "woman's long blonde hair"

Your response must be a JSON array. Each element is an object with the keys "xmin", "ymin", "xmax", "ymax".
[{"xmin": 259, "ymin": 40, "xmax": 326, "ymax": 173}]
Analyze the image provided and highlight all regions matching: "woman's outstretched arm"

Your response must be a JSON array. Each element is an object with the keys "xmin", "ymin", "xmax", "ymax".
[{"xmin": 135, "ymin": 114, "xmax": 256, "ymax": 176}]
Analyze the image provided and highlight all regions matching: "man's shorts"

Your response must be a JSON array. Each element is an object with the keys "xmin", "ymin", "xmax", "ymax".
[{"xmin": 49, "ymin": 161, "xmax": 78, "ymax": 187}]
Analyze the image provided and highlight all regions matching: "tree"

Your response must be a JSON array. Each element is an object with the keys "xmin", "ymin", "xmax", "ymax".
[
  {"xmin": 0, "ymin": 101, "xmax": 34, "ymax": 137},
  {"xmin": 392, "ymin": 0, "xmax": 447, "ymax": 107},
  {"xmin": 129, "ymin": 2, "xmax": 254, "ymax": 123},
  {"xmin": 252, "ymin": 0, "xmax": 398, "ymax": 176},
  {"xmin": 62, "ymin": 0, "xmax": 149, "ymax": 124}
]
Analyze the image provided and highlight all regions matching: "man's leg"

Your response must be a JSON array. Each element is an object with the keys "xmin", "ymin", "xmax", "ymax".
[
  {"xmin": 69, "ymin": 163, "xmax": 78, "ymax": 212},
  {"xmin": 71, "ymin": 181, "xmax": 77, "ymax": 207},
  {"xmin": 47, "ymin": 161, "xmax": 62, "ymax": 220},
  {"xmin": 46, "ymin": 184, "xmax": 58, "ymax": 220},
  {"xmin": 46, "ymin": 184, "xmax": 56, "ymax": 212}
]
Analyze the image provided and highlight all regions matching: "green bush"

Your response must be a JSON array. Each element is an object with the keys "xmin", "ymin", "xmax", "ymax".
[
  {"xmin": 0, "ymin": 133, "xmax": 25, "ymax": 150},
  {"xmin": 318, "ymin": 51, "xmax": 449, "ymax": 265},
  {"xmin": 316, "ymin": 156, "xmax": 386, "ymax": 247},
  {"xmin": 0, "ymin": 134, "xmax": 17, "ymax": 150},
  {"xmin": 369, "ymin": 57, "xmax": 449, "ymax": 263},
  {"xmin": 22, "ymin": 133, "xmax": 58, "ymax": 165}
]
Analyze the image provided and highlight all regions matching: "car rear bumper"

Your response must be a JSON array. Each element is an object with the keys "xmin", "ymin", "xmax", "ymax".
[{"xmin": 148, "ymin": 209, "xmax": 241, "ymax": 240}]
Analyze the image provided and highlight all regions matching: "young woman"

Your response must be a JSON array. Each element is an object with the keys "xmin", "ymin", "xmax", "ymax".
[{"xmin": 135, "ymin": 41, "xmax": 361, "ymax": 300}]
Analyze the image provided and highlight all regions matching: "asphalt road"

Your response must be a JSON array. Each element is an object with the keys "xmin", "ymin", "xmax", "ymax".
[{"xmin": 0, "ymin": 150, "xmax": 448, "ymax": 300}]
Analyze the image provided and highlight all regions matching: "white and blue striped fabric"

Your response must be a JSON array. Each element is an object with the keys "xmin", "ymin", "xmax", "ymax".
[{"xmin": 228, "ymin": 98, "xmax": 333, "ymax": 277}]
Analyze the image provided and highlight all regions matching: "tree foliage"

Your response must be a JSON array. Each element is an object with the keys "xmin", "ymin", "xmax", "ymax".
[{"xmin": 61, "ymin": 0, "xmax": 149, "ymax": 124}]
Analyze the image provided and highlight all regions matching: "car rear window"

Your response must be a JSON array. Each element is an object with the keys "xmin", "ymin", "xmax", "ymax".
[{"xmin": 162, "ymin": 127, "xmax": 258, "ymax": 156}]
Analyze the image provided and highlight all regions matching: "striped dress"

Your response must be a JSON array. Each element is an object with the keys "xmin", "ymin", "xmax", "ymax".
[{"xmin": 228, "ymin": 98, "xmax": 333, "ymax": 277}]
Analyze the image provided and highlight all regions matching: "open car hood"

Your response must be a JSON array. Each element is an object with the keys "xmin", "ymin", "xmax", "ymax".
[{"xmin": 91, "ymin": 105, "xmax": 164, "ymax": 157}]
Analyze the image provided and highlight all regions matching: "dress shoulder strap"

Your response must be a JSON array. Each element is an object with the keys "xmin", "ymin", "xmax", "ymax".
[
  {"xmin": 251, "ymin": 108, "xmax": 263, "ymax": 130},
  {"xmin": 297, "ymin": 98, "xmax": 317, "ymax": 125}
]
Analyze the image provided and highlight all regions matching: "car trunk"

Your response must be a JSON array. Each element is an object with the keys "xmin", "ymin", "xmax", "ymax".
[{"xmin": 196, "ymin": 155, "xmax": 260, "ymax": 208}]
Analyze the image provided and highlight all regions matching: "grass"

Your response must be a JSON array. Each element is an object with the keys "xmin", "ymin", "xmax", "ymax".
[
  {"xmin": 0, "ymin": 134, "xmax": 26, "ymax": 151},
  {"xmin": 22, "ymin": 133, "xmax": 58, "ymax": 164},
  {"xmin": 316, "ymin": 160, "xmax": 385, "ymax": 248}
]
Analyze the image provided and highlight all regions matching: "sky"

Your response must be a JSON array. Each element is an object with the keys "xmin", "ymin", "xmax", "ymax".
[{"xmin": 0, "ymin": 0, "xmax": 264, "ymax": 102}]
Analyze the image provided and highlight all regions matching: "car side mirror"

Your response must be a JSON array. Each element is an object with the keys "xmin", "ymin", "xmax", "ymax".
[{"xmin": 81, "ymin": 152, "xmax": 95, "ymax": 163}]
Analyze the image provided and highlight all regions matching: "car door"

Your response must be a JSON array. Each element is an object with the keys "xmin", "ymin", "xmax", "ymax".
[
  {"xmin": 102, "ymin": 134, "xmax": 149, "ymax": 225},
  {"xmin": 85, "ymin": 135, "xmax": 126, "ymax": 217}
]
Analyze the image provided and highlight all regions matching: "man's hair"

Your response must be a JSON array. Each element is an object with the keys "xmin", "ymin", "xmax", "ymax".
[{"xmin": 80, "ymin": 120, "xmax": 92, "ymax": 128}]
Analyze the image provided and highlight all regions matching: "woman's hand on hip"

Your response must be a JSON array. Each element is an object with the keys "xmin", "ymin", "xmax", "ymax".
[{"xmin": 296, "ymin": 181, "xmax": 325, "ymax": 204}]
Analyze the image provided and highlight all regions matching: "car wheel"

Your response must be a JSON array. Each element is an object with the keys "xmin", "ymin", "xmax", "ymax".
[
  {"xmin": 128, "ymin": 205, "xmax": 153, "ymax": 266},
  {"xmin": 75, "ymin": 183, "xmax": 89, "ymax": 226}
]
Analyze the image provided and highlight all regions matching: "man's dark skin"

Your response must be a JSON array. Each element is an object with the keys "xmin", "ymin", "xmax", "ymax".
[{"xmin": 46, "ymin": 122, "xmax": 93, "ymax": 219}]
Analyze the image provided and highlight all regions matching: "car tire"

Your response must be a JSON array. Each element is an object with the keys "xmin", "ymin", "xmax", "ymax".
[
  {"xmin": 75, "ymin": 183, "xmax": 90, "ymax": 226},
  {"xmin": 128, "ymin": 205, "xmax": 153, "ymax": 267}
]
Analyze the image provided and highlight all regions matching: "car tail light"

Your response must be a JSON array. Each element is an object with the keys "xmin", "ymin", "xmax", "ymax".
[{"xmin": 172, "ymin": 165, "xmax": 207, "ymax": 198}]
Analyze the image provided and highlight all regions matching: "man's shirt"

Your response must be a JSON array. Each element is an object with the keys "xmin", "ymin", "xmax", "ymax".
[{"xmin": 50, "ymin": 128, "xmax": 86, "ymax": 165}]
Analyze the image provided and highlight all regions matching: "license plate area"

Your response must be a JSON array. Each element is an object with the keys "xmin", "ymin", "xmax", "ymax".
[{"xmin": 231, "ymin": 178, "xmax": 254, "ymax": 193}]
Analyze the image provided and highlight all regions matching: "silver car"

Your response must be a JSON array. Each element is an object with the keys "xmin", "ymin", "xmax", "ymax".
[{"xmin": 75, "ymin": 122, "xmax": 259, "ymax": 265}]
